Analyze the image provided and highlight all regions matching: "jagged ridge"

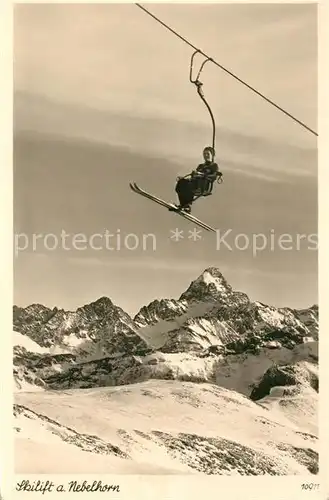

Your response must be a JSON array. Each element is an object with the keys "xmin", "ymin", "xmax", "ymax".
[{"xmin": 13, "ymin": 267, "xmax": 318, "ymax": 392}]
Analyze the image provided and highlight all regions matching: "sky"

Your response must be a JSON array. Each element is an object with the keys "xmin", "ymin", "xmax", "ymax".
[{"xmin": 13, "ymin": 3, "xmax": 318, "ymax": 315}]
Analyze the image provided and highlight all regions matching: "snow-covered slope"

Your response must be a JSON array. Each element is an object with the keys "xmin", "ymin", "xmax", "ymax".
[
  {"xmin": 13, "ymin": 331, "xmax": 49, "ymax": 354},
  {"xmin": 15, "ymin": 380, "xmax": 318, "ymax": 474},
  {"xmin": 38, "ymin": 339, "xmax": 317, "ymax": 395}
]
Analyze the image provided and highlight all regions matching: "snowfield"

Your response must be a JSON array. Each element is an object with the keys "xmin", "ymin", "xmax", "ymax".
[{"xmin": 15, "ymin": 379, "xmax": 317, "ymax": 475}]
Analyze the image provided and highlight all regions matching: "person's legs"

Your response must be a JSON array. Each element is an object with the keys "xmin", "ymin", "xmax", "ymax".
[{"xmin": 175, "ymin": 178, "xmax": 194, "ymax": 209}]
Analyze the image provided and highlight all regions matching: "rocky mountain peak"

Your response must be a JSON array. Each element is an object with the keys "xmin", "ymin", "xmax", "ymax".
[
  {"xmin": 12, "ymin": 294, "xmax": 148, "ymax": 356},
  {"xmin": 77, "ymin": 296, "xmax": 117, "ymax": 317},
  {"xmin": 179, "ymin": 267, "xmax": 234, "ymax": 303},
  {"xmin": 13, "ymin": 303, "xmax": 58, "ymax": 333},
  {"xmin": 134, "ymin": 298, "xmax": 187, "ymax": 327},
  {"xmin": 199, "ymin": 267, "xmax": 231, "ymax": 289}
]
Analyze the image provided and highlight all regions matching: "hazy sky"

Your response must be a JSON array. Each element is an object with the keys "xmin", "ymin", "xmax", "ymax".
[{"xmin": 14, "ymin": 3, "xmax": 318, "ymax": 314}]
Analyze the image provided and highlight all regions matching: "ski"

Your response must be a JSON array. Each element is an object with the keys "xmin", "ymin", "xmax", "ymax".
[{"xmin": 129, "ymin": 183, "xmax": 217, "ymax": 233}]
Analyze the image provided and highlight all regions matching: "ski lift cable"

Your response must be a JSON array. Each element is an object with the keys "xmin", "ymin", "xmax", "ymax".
[{"xmin": 135, "ymin": 3, "xmax": 318, "ymax": 137}]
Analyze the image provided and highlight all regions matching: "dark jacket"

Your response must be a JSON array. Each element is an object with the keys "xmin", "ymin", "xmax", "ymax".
[{"xmin": 196, "ymin": 161, "xmax": 219, "ymax": 181}]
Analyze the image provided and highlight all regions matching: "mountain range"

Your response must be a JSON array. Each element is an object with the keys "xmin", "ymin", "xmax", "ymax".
[{"xmin": 13, "ymin": 267, "xmax": 319, "ymax": 474}]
